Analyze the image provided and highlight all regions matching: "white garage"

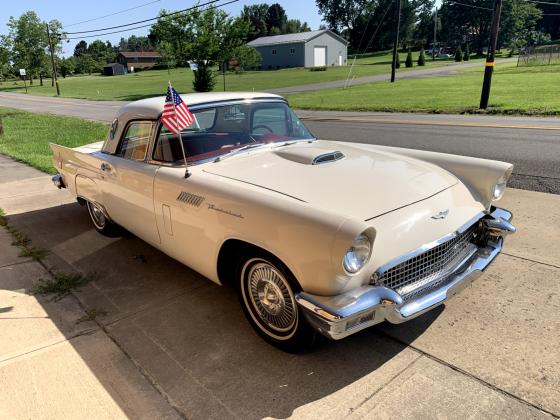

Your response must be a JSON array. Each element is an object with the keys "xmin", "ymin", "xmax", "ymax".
[{"xmin": 247, "ymin": 29, "xmax": 348, "ymax": 69}]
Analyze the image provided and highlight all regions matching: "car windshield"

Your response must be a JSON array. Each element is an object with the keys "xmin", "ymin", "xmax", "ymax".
[{"xmin": 152, "ymin": 101, "xmax": 314, "ymax": 164}]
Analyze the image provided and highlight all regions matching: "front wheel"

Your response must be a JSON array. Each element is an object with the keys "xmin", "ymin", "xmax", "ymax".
[
  {"xmin": 238, "ymin": 254, "xmax": 317, "ymax": 352},
  {"xmin": 86, "ymin": 201, "xmax": 118, "ymax": 236}
]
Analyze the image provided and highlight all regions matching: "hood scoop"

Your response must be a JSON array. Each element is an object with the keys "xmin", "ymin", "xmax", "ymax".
[{"xmin": 275, "ymin": 147, "xmax": 345, "ymax": 165}]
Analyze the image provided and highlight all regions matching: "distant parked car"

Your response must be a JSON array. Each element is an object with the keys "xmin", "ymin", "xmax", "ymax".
[
  {"xmin": 429, "ymin": 47, "xmax": 454, "ymax": 58},
  {"xmin": 50, "ymin": 92, "xmax": 516, "ymax": 351}
]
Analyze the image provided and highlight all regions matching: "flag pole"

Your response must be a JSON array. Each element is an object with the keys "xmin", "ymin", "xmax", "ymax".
[{"xmin": 169, "ymin": 81, "xmax": 190, "ymax": 178}]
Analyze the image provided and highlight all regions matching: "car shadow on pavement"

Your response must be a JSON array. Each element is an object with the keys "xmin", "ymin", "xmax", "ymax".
[{"xmin": 6, "ymin": 202, "xmax": 441, "ymax": 419}]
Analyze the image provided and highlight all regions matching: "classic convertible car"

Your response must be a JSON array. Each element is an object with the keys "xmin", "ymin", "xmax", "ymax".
[{"xmin": 50, "ymin": 92, "xmax": 516, "ymax": 351}]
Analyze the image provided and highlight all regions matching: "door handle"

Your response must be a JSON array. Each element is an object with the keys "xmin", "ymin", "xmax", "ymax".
[{"xmin": 100, "ymin": 163, "xmax": 112, "ymax": 172}]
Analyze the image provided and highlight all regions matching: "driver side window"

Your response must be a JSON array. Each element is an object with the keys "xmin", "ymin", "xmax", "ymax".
[
  {"xmin": 117, "ymin": 121, "xmax": 153, "ymax": 161},
  {"xmin": 252, "ymin": 107, "xmax": 288, "ymax": 135}
]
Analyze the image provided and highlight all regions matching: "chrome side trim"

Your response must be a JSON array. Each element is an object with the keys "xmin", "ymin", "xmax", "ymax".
[{"xmin": 176, "ymin": 191, "xmax": 205, "ymax": 207}]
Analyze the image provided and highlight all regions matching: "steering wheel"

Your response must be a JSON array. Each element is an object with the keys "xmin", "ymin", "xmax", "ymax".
[{"xmin": 252, "ymin": 124, "xmax": 274, "ymax": 134}]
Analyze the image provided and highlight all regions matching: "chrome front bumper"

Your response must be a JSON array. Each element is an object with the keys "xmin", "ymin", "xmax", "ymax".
[{"xmin": 296, "ymin": 207, "xmax": 515, "ymax": 340}]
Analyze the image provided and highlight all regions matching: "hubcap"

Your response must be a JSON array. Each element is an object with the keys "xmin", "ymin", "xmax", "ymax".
[
  {"xmin": 89, "ymin": 202, "xmax": 106, "ymax": 228},
  {"xmin": 247, "ymin": 262, "xmax": 297, "ymax": 332}
]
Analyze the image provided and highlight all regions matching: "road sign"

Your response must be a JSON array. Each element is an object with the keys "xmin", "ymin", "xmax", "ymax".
[{"xmin": 19, "ymin": 69, "xmax": 26, "ymax": 76}]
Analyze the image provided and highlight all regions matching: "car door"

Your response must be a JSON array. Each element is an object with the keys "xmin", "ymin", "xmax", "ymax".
[{"xmin": 98, "ymin": 120, "xmax": 161, "ymax": 246}]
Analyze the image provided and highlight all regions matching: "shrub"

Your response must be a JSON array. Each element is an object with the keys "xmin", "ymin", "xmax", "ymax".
[
  {"xmin": 395, "ymin": 53, "xmax": 401, "ymax": 69},
  {"xmin": 455, "ymin": 46, "xmax": 463, "ymax": 62},
  {"xmin": 463, "ymin": 44, "xmax": 470, "ymax": 61},
  {"xmin": 418, "ymin": 49, "xmax": 426, "ymax": 66},
  {"xmin": 192, "ymin": 64, "xmax": 216, "ymax": 92},
  {"xmin": 405, "ymin": 50, "xmax": 413, "ymax": 68},
  {"xmin": 309, "ymin": 66, "xmax": 327, "ymax": 71}
]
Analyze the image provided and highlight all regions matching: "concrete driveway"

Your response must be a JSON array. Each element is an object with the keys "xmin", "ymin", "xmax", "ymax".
[{"xmin": 0, "ymin": 155, "xmax": 559, "ymax": 419}]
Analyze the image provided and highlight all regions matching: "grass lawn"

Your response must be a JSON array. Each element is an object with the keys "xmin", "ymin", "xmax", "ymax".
[
  {"xmin": 286, "ymin": 62, "xmax": 560, "ymax": 115},
  {"xmin": 0, "ymin": 51, "xmax": 483, "ymax": 101},
  {"xmin": 0, "ymin": 107, "xmax": 108, "ymax": 174}
]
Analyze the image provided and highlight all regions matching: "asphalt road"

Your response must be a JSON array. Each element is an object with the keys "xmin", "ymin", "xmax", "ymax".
[
  {"xmin": 300, "ymin": 114, "xmax": 560, "ymax": 195},
  {"xmin": 1, "ymin": 91, "xmax": 559, "ymax": 194}
]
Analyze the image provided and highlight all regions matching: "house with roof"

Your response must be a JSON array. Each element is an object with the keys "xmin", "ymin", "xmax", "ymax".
[
  {"xmin": 117, "ymin": 51, "xmax": 161, "ymax": 71},
  {"xmin": 247, "ymin": 29, "xmax": 348, "ymax": 69}
]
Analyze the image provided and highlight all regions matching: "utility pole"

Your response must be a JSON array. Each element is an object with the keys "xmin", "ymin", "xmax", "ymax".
[
  {"xmin": 390, "ymin": 0, "xmax": 402, "ymax": 83},
  {"xmin": 433, "ymin": 7, "xmax": 437, "ymax": 61},
  {"xmin": 46, "ymin": 23, "xmax": 61, "ymax": 96},
  {"xmin": 479, "ymin": 0, "xmax": 502, "ymax": 109}
]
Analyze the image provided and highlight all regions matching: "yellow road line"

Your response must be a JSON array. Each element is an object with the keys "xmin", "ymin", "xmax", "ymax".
[{"xmin": 299, "ymin": 116, "xmax": 560, "ymax": 131}]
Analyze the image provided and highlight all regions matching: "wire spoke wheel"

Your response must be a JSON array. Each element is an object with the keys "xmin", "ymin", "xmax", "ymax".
[
  {"xmin": 87, "ymin": 201, "xmax": 106, "ymax": 230},
  {"xmin": 241, "ymin": 258, "xmax": 298, "ymax": 339}
]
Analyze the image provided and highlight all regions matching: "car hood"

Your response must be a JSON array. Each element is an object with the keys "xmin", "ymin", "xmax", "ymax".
[{"xmin": 203, "ymin": 140, "xmax": 458, "ymax": 220}]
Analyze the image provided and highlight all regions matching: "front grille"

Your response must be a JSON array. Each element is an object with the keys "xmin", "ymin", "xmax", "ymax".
[{"xmin": 372, "ymin": 223, "xmax": 480, "ymax": 300}]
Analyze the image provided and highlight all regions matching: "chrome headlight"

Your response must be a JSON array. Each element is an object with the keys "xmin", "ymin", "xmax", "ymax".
[
  {"xmin": 343, "ymin": 233, "xmax": 372, "ymax": 274},
  {"xmin": 492, "ymin": 170, "xmax": 511, "ymax": 201}
]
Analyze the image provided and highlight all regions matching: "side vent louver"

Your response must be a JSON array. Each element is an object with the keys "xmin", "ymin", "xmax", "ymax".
[
  {"xmin": 177, "ymin": 191, "xmax": 205, "ymax": 207},
  {"xmin": 312, "ymin": 151, "xmax": 345, "ymax": 165}
]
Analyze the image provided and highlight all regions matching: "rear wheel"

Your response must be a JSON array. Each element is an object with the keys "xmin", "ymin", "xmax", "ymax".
[
  {"xmin": 86, "ymin": 201, "xmax": 118, "ymax": 236},
  {"xmin": 237, "ymin": 253, "xmax": 317, "ymax": 352}
]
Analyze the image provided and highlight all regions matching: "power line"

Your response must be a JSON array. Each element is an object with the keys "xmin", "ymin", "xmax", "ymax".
[
  {"xmin": 445, "ymin": 1, "xmax": 493, "ymax": 10},
  {"xmin": 363, "ymin": 1, "xmax": 394, "ymax": 52},
  {"xmin": 59, "ymin": 0, "xmax": 223, "ymax": 35},
  {"xmin": 344, "ymin": 0, "xmax": 394, "ymax": 87},
  {"xmin": 354, "ymin": 10, "xmax": 376, "ymax": 54},
  {"xmin": 63, "ymin": 0, "xmax": 162, "ymax": 28},
  {"xmin": 61, "ymin": 0, "xmax": 240, "ymax": 40},
  {"xmin": 528, "ymin": 0, "xmax": 560, "ymax": 5}
]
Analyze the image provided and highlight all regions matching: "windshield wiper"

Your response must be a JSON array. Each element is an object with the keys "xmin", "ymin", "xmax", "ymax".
[
  {"xmin": 214, "ymin": 143, "xmax": 267, "ymax": 162},
  {"xmin": 272, "ymin": 138, "xmax": 317, "ymax": 148}
]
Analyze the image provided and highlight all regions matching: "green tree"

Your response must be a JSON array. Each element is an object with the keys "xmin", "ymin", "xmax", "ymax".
[
  {"xmin": 440, "ymin": 0, "xmax": 541, "ymax": 54},
  {"xmin": 317, "ymin": 0, "xmax": 434, "ymax": 51},
  {"xmin": 454, "ymin": 45, "xmax": 463, "ymax": 62},
  {"xmin": 418, "ymin": 48, "xmax": 426, "ymax": 65},
  {"xmin": 5, "ymin": 11, "xmax": 48, "ymax": 84},
  {"xmin": 193, "ymin": 64, "xmax": 215, "ymax": 92},
  {"xmin": 75, "ymin": 53, "xmax": 97, "ymax": 74},
  {"xmin": 73, "ymin": 40, "xmax": 88, "ymax": 57},
  {"xmin": 149, "ymin": 9, "xmax": 195, "ymax": 67},
  {"xmin": 59, "ymin": 57, "xmax": 76, "ymax": 78},
  {"xmin": 241, "ymin": 4, "xmax": 269, "ymax": 41},
  {"xmin": 233, "ymin": 45, "xmax": 262, "ymax": 69},
  {"xmin": 405, "ymin": 50, "xmax": 413, "ymax": 67},
  {"xmin": 286, "ymin": 19, "xmax": 311, "ymax": 33},
  {"xmin": 0, "ymin": 42, "xmax": 12, "ymax": 81},
  {"xmin": 157, "ymin": 41, "xmax": 177, "ymax": 72},
  {"xmin": 266, "ymin": 3, "xmax": 288, "ymax": 34}
]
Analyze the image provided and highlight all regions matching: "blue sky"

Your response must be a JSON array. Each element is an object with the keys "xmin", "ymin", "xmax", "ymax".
[{"xmin": 0, "ymin": 0, "xmax": 324, "ymax": 56}]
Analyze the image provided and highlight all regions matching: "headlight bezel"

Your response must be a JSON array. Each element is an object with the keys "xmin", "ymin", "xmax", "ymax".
[
  {"xmin": 492, "ymin": 168, "xmax": 512, "ymax": 201},
  {"xmin": 342, "ymin": 232, "xmax": 373, "ymax": 275}
]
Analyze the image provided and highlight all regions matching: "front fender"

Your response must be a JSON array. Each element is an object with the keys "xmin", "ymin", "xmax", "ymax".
[{"xmin": 353, "ymin": 144, "xmax": 513, "ymax": 208}]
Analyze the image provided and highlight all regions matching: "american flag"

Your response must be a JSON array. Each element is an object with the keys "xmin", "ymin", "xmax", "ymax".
[{"xmin": 160, "ymin": 84, "xmax": 195, "ymax": 134}]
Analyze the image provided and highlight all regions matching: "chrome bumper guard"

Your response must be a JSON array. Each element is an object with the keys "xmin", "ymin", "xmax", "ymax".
[{"xmin": 296, "ymin": 207, "xmax": 515, "ymax": 340}]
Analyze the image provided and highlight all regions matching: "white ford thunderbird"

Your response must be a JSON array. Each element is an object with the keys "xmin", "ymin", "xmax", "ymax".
[{"xmin": 50, "ymin": 92, "xmax": 516, "ymax": 351}]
